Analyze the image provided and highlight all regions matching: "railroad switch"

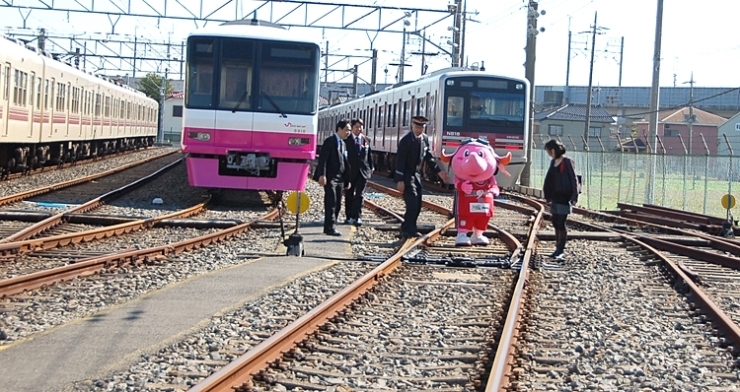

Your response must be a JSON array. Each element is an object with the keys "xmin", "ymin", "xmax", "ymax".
[
  {"xmin": 402, "ymin": 250, "xmax": 511, "ymax": 268},
  {"xmin": 282, "ymin": 191, "xmax": 310, "ymax": 257}
]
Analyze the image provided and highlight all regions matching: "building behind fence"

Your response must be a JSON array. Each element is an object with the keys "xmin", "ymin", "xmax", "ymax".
[{"xmin": 530, "ymin": 134, "xmax": 740, "ymax": 219}]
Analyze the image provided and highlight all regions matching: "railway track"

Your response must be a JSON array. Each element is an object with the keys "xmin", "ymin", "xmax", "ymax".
[
  {"xmin": 0, "ymin": 146, "xmax": 159, "ymax": 183},
  {"xmin": 184, "ymin": 180, "xmax": 542, "ymax": 391},
  {"xmin": 0, "ymin": 150, "xmax": 183, "ymax": 244}
]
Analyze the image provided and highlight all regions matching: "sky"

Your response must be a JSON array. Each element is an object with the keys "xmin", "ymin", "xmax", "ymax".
[{"xmin": 2, "ymin": 0, "xmax": 739, "ymax": 89}]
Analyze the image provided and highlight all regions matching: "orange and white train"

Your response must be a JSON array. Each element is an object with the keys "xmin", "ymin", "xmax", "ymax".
[{"xmin": 0, "ymin": 35, "xmax": 158, "ymax": 177}]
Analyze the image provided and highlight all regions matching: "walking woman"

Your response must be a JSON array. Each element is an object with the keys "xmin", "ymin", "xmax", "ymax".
[{"xmin": 542, "ymin": 139, "xmax": 580, "ymax": 259}]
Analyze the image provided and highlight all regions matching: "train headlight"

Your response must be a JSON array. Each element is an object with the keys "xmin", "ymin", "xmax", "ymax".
[
  {"xmin": 288, "ymin": 137, "xmax": 310, "ymax": 146},
  {"xmin": 188, "ymin": 132, "xmax": 211, "ymax": 141}
]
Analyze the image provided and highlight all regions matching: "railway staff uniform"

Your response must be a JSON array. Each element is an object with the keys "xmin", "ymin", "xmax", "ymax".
[
  {"xmin": 344, "ymin": 118, "xmax": 374, "ymax": 226},
  {"xmin": 394, "ymin": 116, "xmax": 449, "ymax": 238},
  {"xmin": 314, "ymin": 120, "xmax": 352, "ymax": 236}
]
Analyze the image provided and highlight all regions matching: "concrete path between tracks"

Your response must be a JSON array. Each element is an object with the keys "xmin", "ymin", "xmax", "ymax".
[{"xmin": 0, "ymin": 255, "xmax": 342, "ymax": 392}]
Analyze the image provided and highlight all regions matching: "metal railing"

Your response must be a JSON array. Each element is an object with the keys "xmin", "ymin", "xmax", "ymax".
[{"xmin": 529, "ymin": 134, "xmax": 739, "ymax": 218}]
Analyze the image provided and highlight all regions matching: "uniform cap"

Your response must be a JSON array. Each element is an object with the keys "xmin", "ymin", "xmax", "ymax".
[{"xmin": 411, "ymin": 116, "xmax": 429, "ymax": 126}]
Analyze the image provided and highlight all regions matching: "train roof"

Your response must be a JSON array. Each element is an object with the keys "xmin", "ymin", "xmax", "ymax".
[{"xmin": 187, "ymin": 20, "xmax": 320, "ymax": 46}]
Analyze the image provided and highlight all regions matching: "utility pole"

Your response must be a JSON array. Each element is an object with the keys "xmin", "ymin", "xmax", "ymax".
[
  {"xmin": 451, "ymin": 0, "xmax": 463, "ymax": 67},
  {"xmin": 400, "ymin": 24, "xmax": 407, "ymax": 83},
  {"xmin": 684, "ymin": 72, "xmax": 696, "ymax": 155},
  {"xmin": 565, "ymin": 28, "xmax": 571, "ymax": 105},
  {"xmin": 133, "ymin": 34, "xmax": 138, "ymax": 80},
  {"xmin": 618, "ymin": 37, "xmax": 624, "ymax": 87},
  {"xmin": 519, "ymin": 0, "xmax": 542, "ymax": 187},
  {"xmin": 460, "ymin": 0, "xmax": 467, "ymax": 65},
  {"xmin": 159, "ymin": 67, "xmax": 167, "ymax": 144},
  {"xmin": 646, "ymin": 0, "xmax": 664, "ymax": 204},
  {"xmin": 38, "ymin": 28, "xmax": 46, "ymax": 51},
  {"xmin": 583, "ymin": 11, "xmax": 607, "ymax": 147},
  {"xmin": 324, "ymin": 41, "xmax": 329, "ymax": 86},
  {"xmin": 371, "ymin": 48, "xmax": 378, "ymax": 92},
  {"xmin": 352, "ymin": 64, "xmax": 359, "ymax": 98}
]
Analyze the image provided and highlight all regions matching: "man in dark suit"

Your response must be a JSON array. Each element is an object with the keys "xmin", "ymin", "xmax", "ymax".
[
  {"xmin": 344, "ymin": 118, "xmax": 374, "ymax": 226},
  {"xmin": 314, "ymin": 119, "xmax": 351, "ymax": 236},
  {"xmin": 394, "ymin": 115, "xmax": 449, "ymax": 238}
]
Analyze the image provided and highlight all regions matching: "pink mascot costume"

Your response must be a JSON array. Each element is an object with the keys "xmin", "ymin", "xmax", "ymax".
[{"xmin": 441, "ymin": 138, "xmax": 511, "ymax": 246}]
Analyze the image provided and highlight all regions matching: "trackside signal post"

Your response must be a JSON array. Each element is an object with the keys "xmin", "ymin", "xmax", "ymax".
[{"xmin": 283, "ymin": 191, "xmax": 310, "ymax": 256}]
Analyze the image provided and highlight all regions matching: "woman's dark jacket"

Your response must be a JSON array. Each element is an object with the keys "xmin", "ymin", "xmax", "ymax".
[{"xmin": 543, "ymin": 156, "xmax": 579, "ymax": 205}]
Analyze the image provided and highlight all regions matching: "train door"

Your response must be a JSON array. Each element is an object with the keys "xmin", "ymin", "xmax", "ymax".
[{"xmin": 1, "ymin": 63, "xmax": 10, "ymax": 137}]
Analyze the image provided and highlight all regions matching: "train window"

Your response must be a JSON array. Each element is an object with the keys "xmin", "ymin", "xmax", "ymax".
[
  {"xmin": 218, "ymin": 39, "xmax": 254, "ymax": 111},
  {"xmin": 95, "ymin": 94, "xmax": 101, "ymax": 116},
  {"xmin": 105, "ymin": 96, "xmax": 111, "ymax": 117},
  {"xmin": 416, "ymin": 98, "xmax": 423, "ymax": 116},
  {"xmin": 369, "ymin": 108, "xmax": 374, "ymax": 129},
  {"xmin": 186, "ymin": 37, "xmax": 216, "ymax": 109},
  {"xmin": 258, "ymin": 41, "xmax": 319, "ymax": 115},
  {"xmin": 36, "ymin": 77, "xmax": 41, "ymax": 110},
  {"xmin": 402, "ymin": 101, "xmax": 408, "ymax": 127},
  {"xmin": 446, "ymin": 96, "xmax": 464, "ymax": 127},
  {"xmin": 425, "ymin": 93, "xmax": 430, "ymax": 118},
  {"xmin": 13, "ymin": 70, "xmax": 28, "ymax": 106}
]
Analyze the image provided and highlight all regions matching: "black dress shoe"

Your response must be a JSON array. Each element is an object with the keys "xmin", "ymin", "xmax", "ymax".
[
  {"xmin": 324, "ymin": 229, "xmax": 342, "ymax": 236},
  {"xmin": 400, "ymin": 232, "xmax": 421, "ymax": 238}
]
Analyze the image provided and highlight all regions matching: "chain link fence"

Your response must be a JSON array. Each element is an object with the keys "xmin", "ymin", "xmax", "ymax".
[{"xmin": 528, "ymin": 136, "xmax": 740, "ymax": 219}]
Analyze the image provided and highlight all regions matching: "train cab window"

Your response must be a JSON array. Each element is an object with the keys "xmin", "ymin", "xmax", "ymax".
[
  {"xmin": 186, "ymin": 37, "xmax": 216, "ymax": 109},
  {"xmin": 446, "ymin": 96, "xmax": 464, "ymax": 127},
  {"xmin": 258, "ymin": 41, "xmax": 319, "ymax": 115},
  {"xmin": 218, "ymin": 39, "xmax": 254, "ymax": 111}
]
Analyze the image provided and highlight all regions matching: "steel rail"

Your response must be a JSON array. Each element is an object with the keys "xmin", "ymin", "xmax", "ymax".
[
  {"xmin": 0, "ymin": 149, "xmax": 180, "ymax": 208},
  {"xmin": 190, "ymin": 182, "xmax": 526, "ymax": 392},
  {"xmin": 485, "ymin": 196, "xmax": 545, "ymax": 392},
  {"xmin": 620, "ymin": 236, "xmax": 740, "ymax": 351},
  {"xmin": 0, "ymin": 147, "xmax": 164, "ymax": 182},
  {"xmin": 2, "ymin": 157, "xmax": 185, "ymax": 243},
  {"xmin": 506, "ymin": 191, "xmax": 740, "ymax": 255},
  {"xmin": 0, "ymin": 209, "xmax": 279, "ymax": 298},
  {"xmin": 0, "ymin": 199, "xmax": 209, "ymax": 257},
  {"xmin": 188, "ymin": 220, "xmax": 453, "ymax": 392}
]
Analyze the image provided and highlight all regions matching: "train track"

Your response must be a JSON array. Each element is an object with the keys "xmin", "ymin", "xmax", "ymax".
[
  {"xmin": 185, "ymin": 180, "xmax": 543, "ymax": 391},
  {"xmin": 0, "ymin": 146, "xmax": 160, "ymax": 182}
]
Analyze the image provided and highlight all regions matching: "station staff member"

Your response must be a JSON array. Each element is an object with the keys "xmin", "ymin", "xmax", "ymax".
[
  {"xmin": 344, "ymin": 118, "xmax": 374, "ymax": 226},
  {"xmin": 394, "ymin": 115, "xmax": 449, "ymax": 238},
  {"xmin": 314, "ymin": 119, "xmax": 351, "ymax": 236}
]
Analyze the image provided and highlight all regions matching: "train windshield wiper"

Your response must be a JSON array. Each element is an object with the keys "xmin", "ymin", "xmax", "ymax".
[
  {"xmin": 232, "ymin": 91, "xmax": 248, "ymax": 113},
  {"xmin": 261, "ymin": 92, "xmax": 287, "ymax": 118}
]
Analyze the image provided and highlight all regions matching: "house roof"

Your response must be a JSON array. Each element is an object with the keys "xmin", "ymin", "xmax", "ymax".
[
  {"xmin": 661, "ymin": 106, "xmax": 727, "ymax": 125},
  {"xmin": 634, "ymin": 106, "xmax": 728, "ymax": 126},
  {"xmin": 534, "ymin": 103, "xmax": 615, "ymax": 123},
  {"xmin": 166, "ymin": 91, "xmax": 184, "ymax": 100}
]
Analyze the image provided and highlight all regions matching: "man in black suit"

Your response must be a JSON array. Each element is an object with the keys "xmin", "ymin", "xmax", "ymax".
[
  {"xmin": 394, "ymin": 115, "xmax": 449, "ymax": 238},
  {"xmin": 344, "ymin": 118, "xmax": 374, "ymax": 226},
  {"xmin": 314, "ymin": 119, "xmax": 351, "ymax": 236}
]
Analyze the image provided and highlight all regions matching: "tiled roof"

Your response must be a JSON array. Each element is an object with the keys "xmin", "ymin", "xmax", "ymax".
[
  {"xmin": 535, "ymin": 103, "xmax": 615, "ymax": 123},
  {"xmin": 661, "ymin": 107, "xmax": 727, "ymax": 125},
  {"xmin": 167, "ymin": 91, "xmax": 184, "ymax": 100}
]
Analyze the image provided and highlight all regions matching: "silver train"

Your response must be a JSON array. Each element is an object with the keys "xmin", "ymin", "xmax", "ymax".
[{"xmin": 318, "ymin": 68, "xmax": 529, "ymax": 187}]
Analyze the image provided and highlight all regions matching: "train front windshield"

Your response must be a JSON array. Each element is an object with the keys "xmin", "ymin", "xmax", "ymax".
[
  {"xmin": 185, "ymin": 36, "xmax": 320, "ymax": 115},
  {"xmin": 443, "ymin": 77, "xmax": 526, "ymax": 135}
]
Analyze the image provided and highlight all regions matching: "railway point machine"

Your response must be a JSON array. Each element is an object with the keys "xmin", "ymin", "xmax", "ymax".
[{"xmin": 282, "ymin": 191, "xmax": 310, "ymax": 256}]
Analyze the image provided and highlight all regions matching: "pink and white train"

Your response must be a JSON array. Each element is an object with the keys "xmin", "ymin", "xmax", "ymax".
[
  {"xmin": 181, "ymin": 20, "xmax": 321, "ymax": 191},
  {"xmin": 0, "ymin": 35, "xmax": 158, "ymax": 177}
]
